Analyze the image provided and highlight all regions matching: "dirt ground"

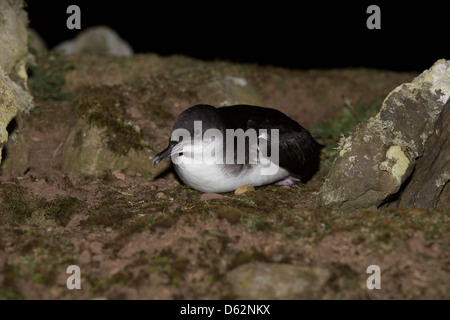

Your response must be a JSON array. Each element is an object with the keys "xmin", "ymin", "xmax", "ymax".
[{"xmin": 0, "ymin": 54, "xmax": 448, "ymax": 299}]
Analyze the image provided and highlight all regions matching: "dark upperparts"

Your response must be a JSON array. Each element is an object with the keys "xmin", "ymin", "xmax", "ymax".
[{"xmin": 217, "ymin": 105, "xmax": 322, "ymax": 180}]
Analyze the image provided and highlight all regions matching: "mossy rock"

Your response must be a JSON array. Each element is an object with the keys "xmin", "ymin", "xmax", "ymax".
[
  {"xmin": 0, "ymin": 68, "xmax": 33, "ymax": 165},
  {"xmin": 0, "ymin": 0, "xmax": 28, "ymax": 76},
  {"xmin": 319, "ymin": 59, "xmax": 450, "ymax": 213},
  {"xmin": 62, "ymin": 118, "xmax": 166, "ymax": 177}
]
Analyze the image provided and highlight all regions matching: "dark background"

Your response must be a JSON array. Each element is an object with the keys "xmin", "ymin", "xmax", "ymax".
[{"xmin": 26, "ymin": 1, "xmax": 449, "ymax": 72}]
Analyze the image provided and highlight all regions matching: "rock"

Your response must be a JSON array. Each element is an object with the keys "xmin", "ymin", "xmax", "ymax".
[
  {"xmin": 388, "ymin": 102, "xmax": 449, "ymax": 209},
  {"xmin": 199, "ymin": 193, "xmax": 226, "ymax": 201},
  {"xmin": 62, "ymin": 86, "xmax": 167, "ymax": 177},
  {"xmin": 62, "ymin": 119, "xmax": 162, "ymax": 177},
  {"xmin": 28, "ymin": 28, "xmax": 48, "ymax": 56},
  {"xmin": 0, "ymin": 0, "xmax": 28, "ymax": 75},
  {"xmin": 0, "ymin": 69, "xmax": 32, "ymax": 165},
  {"xmin": 156, "ymin": 192, "xmax": 166, "ymax": 199},
  {"xmin": 0, "ymin": 116, "xmax": 29, "ymax": 175},
  {"xmin": 319, "ymin": 59, "xmax": 450, "ymax": 213},
  {"xmin": 227, "ymin": 262, "xmax": 330, "ymax": 299},
  {"xmin": 198, "ymin": 75, "xmax": 263, "ymax": 107},
  {"xmin": 0, "ymin": 0, "xmax": 33, "ymax": 168},
  {"xmin": 54, "ymin": 26, "xmax": 133, "ymax": 56},
  {"xmin": 234, "ymin": 184, "xmax": 255, "ymax": 195}
]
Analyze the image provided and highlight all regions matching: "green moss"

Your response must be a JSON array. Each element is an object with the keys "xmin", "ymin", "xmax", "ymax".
[
  {"xmin": 229, "ymin": 248, "xmax": 268, "ymax": 269},
  {"xmin": 309, "ymin": 99, "xmax": 382, "ymax": 169},
  {"xmin": 74, "ymin": 86, "xmax": 144, "ymax": 156},
  {"xmin": 0, "ymin": 183, "xmax": 86, "ymax": 227},
  {"xmin": 326, "ymin": 262, "xmax": 360, "ymax": 294},
  {"xmin": 215, "ymin": 206, "xmax": 243, "ymax": 224},
  {"xmin": 146, "ymin": 100, "xmax": 173, "ymax": 121},
  {"xmin": 31, "ymin": 273, "xmax": 44, "ymax": 283},
  {"xmin": 44, "ymin": 197, "xmax": 84, "ymax": 226},
  {"xmin": 148, "ymin": 251, "xmax": 189, "ymax": 285},
  {"xmin": 0, "ymin": 184, "xmax": 36, "ymax": 224},
  {"xmin": 28, "ymin": 51, "xmax": 74, "ymax": 101}
]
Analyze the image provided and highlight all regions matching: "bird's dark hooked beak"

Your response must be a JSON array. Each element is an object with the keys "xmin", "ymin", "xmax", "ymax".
[{"xmin": 153, "ymin": 140, "xmax": 179, "ymax": 167}]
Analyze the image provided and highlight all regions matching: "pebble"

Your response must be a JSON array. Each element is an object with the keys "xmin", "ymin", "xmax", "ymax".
[{"xmin": 234, "ymin": 184, "xmax": 255, "ymax": 195}]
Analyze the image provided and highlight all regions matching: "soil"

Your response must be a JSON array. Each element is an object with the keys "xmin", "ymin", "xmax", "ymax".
[{"xmin": 0, "ymin": 54, "xmax": 448, "ymax": 300}]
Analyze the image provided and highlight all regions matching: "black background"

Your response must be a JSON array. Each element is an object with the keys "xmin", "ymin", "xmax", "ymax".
[{"xmin": 26, "ymin": 1, "xmax": 449, "ymax": 72}]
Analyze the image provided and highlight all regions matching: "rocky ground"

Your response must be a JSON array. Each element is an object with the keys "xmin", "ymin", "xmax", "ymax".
[{"xmin": 0, "ymin": 52, "xmax": 448, "ymax": 299}]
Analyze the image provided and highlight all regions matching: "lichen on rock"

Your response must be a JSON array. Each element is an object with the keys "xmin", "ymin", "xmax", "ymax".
[
  {"xmin": 0, "ymin": 0, "xmax": 29, "ymax": 76},
  {"xmin": 319, "ymin": 59, "xmax": 450, "ymax": 213},
  {"xmin": 62, "ymin": 85, "xmax": 169, "ymax": 177},
  {"xmin": 0, "ymin": 0, "xmax": 33, "ymax": 169},
  {"xmin": 0, "ymin": 68, "xmax": 32, "ymax": 164}
]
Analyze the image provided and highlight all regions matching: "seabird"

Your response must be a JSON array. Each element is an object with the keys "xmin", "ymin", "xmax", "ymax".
[{"xmin": 153, "ymin": 104, "xmax": 321, "ymax": 193}]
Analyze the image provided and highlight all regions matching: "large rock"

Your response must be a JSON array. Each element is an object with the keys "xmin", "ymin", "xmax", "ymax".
[
  {"xmin": 319, "ymin": 59, "xmax": 450, "ymax": 213},
  {"xmin": 62, "ymin": 86, "xmax": 168, "ymax": 177},
  {"xmin": 0, "ymin": 69, "xmax": 32, "ymax": 167},
  {"xmin": 0, "ymin": 0, "xmax": 28, "ymax": 76},
  {"xmin": 54, "ymin": 26, "xmax": 133, "ymax": 57},
  {"xmin": 0, "ymin": 0, "xmax": 33, "ymax": 169},
  {"xmin": 227, "ymin": 262, "xmax": 330, "ymax": 299},
  {"xmin": 62, "ymin": 119, "xmax": 163, "ymax": 177}
]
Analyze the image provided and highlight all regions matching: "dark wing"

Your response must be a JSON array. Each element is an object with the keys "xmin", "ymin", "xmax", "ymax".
[{"xmin": 218, "ymin": 105, "xmax": 322, "ymax": 181}]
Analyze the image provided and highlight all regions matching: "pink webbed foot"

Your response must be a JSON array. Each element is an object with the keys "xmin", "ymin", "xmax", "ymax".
[{"xmin": 274, "ymin": 177, "xmax": 301, "ymax": 186}]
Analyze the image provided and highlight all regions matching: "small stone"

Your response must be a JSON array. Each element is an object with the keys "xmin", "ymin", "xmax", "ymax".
[
  {"xmin": 234, "ymin": 184, "xmax": 255, "ymax": 195},
  {"xmin": 66, "ymin": 214, "xmax": 87, "ymax": 229},
  {"xmin": 156, "ymin": 192, "xmax": 167, "ymax": 199},
  {"xmin": 113, "ymin": 172, "xmax": 125, "ymax": 180},
  {"xmin": 168, "ymin": 202, "xmax": 180, "ymax": 213},
  {"xmin": 200, "ymin": 193, "xmax": 226, "ymax": 201}
]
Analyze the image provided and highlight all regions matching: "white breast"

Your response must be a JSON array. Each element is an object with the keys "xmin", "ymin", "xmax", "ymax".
[{"xmin": 171, "ymin": 140, "xmax": 289, "ymax": 193}]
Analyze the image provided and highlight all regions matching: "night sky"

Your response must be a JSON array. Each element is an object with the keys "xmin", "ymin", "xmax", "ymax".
[{"xmin": 26, "ymin": 1, "xmax": 449, "ymax": 72}]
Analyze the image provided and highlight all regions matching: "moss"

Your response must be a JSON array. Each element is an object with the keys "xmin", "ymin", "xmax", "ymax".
[
  {"xmin": 146, "ymin": 100, "xmax": 174, "ymax": 121},
  {"xmin": 82, "ymin": 190, "xmax": 136, "ymax": 228},
  {"xmin": 74, "ymin": 86, "xmax": 144, "ymax": 156},
  {"xmin": 215, "ymin": 206, "xmax": 243, "ymax": 224},
  {"xmin": 148, "ymin": 251, "xmax": 189, "ymax": 286},
  {"xmin": 0, "ymin": 184, "xmax": 85, "ymax": 227},
  {"xmin": 229, "ymin": 248, "xmax": 268, "ymax": 270},
  {"xmin": 150, "ymin": 214, "xmax": 179, "ymax": 229},
  {"xmin": 44, "ymin": 197, "xmax": 84, "ymax": 226},
  {"xmin": 326, "ymin": 262, "xmax": 360, "ymax": 293},
  {"xmin": 309, "ymin": 99, "xmax": 382, "ymax": 169},
  {"xmin": 0, "ymin": 184, "xmax": 36, "ymax": 224},
  {"xmin": 28, "ymin": 51, "xmax": 74, "ymax": 101}
]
